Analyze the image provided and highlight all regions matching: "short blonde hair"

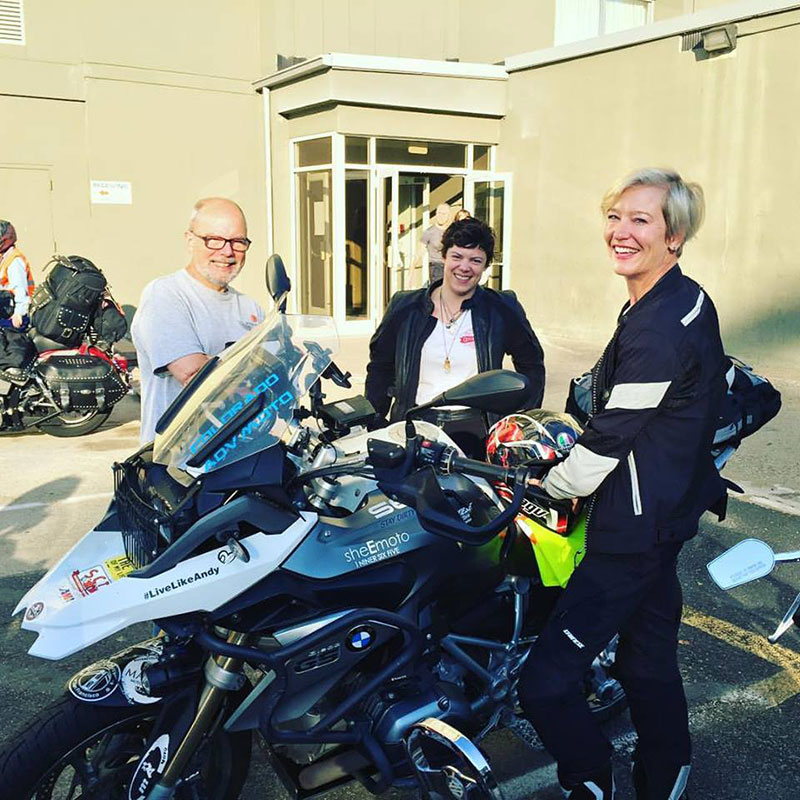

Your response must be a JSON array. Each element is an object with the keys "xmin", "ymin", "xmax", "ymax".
[{"xmin": 601, "ymin": 168, "xmax": 705, "ymax": 257}]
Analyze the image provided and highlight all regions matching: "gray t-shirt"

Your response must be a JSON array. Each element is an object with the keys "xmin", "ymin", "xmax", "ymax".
[
  {"xmin": 421, "ymin": 224, "xmax": 445, "ymax": 264},
  {"xmin": 131, "ymin": 269, "xmax": 264, "ymax": 443}
]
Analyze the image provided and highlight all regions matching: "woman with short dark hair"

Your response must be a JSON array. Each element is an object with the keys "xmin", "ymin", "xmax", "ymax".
[{"xmin": 365, "ymin": 216, "xmax": 545, "ymax": 457}]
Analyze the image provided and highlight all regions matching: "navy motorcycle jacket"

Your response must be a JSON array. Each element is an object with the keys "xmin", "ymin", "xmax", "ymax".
[
  {"xmin": 365, "ymin": 281, "xmax": 545, "ymax": 423},
  {"xmin": 542, "ymin": 266, "xmax": 728, "ymax": 554}
]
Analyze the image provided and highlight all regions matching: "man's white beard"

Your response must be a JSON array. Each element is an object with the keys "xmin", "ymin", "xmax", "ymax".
[{"xmin": 197, "ymin": 259, "xmax": 242, "ymax": 288}]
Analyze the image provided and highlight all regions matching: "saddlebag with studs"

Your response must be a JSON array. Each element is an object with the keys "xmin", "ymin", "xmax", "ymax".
[{"xmin": 36, "ymin": 354, "xmax": 127, "ymax": 411}]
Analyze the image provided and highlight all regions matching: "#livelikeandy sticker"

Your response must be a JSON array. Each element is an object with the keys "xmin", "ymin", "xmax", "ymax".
[
  {"xmin": 105, "ymin": 554, "xmax": 135, "ymax": 580},
  {"xmin": 69, "ymin": 660, "xmax": 122, "ymax": 702}
]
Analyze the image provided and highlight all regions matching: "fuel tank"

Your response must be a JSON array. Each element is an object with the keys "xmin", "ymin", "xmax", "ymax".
[{"xmin": 284, "ymin": 472, "xmax": 504, "ymax": 587}]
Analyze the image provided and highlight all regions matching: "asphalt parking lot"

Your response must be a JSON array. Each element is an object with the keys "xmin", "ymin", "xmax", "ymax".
[{"xmin": 1, "ymin": 334, "xmax": 799, "ymax": 798}]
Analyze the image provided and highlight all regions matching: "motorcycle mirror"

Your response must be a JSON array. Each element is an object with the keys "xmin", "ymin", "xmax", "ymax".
[
  {"xmin": 707, "ymin": 538, "xmax": 776, "ymax": 589},
  {"xmin": 266, "ymin": 254, "xmax": 291, "ymax": 312},
  {"xmin": 434, "ymin": 370, "xmax": 531, "ymax": 415},
  {"xmin": 404, "ymin": 370, "xmax": 530, "ymax": 441}
]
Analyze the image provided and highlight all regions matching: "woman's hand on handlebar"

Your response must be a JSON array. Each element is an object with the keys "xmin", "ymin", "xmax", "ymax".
[{"xmin": 528, "ymin": 475, "xmax": 580, "ymax": 511}]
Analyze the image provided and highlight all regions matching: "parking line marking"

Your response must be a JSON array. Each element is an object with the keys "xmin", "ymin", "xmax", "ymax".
[
  {"xmin": 683, "ymin": 607, "xmax": 800, "ymax": 707},
  {"xmin": 0, "ymin": 492, "xmax": 113, "ymax": 513}
]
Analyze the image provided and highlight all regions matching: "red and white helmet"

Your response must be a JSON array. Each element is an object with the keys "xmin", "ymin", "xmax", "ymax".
[{"xmin": 486, "ymin": 410, "xmax": 582, "ymax": 470}]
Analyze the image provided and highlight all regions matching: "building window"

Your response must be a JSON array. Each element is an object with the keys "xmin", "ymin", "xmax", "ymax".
[
  {"xmin": 554, "ymin": 0, "xmax": 652, "ymax": 46},
  {"xmin": 0, "ymin": 0, "xmax": 25, "ymax": 45},
  {"xmin": 376, "ymin": 139, "xmax": 466, "ymax": 169},
  {"xmin": 295, "ymin": 137, "xmax": 332, "ymax": 168},
  {"xmin": 345, "ymin": 136, "xmax": 369, "ymax": 165},
  {"xmin": 473, "ymin": 145, "xmax": 491, "ymax": 171},
  {"xmin": 296, "ymin": 170, "xmax": 333, "ymax": 315},
  {"xmin": 345, "ymin": 171, "xmax": 369, "ymax": 319}
]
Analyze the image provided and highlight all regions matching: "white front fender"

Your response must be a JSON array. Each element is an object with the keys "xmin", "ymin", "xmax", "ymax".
[{"xmin": 14, "ymin": 513, "xmax": 317, "ymax": 660}]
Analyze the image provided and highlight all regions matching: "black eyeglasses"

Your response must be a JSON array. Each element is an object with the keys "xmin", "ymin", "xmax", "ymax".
[{"xmin": 189, "ymin": 230, "xmax": 252, "ymax": 253}]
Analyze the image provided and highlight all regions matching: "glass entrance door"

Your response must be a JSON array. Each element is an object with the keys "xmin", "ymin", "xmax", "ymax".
[
  {"xmin": 465, "ymin": 173, "xmax": 512, "ymax": 290},
  {"xmin": 375, "ymin": 170, "xmax": 467, "ymax": 312}
]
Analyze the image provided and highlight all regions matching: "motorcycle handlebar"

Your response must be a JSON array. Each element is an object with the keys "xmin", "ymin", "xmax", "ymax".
[{"xmin": 429, "ymin": 445, "xmax": 557, "ymax": 506}]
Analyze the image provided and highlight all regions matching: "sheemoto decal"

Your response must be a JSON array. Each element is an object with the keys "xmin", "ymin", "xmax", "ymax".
[
  {"xmin": 69, "ymin": 660, "xmax": 122, "ymax": 702},
  {"xmin": 129, "ymin": 734, "xmax": 170, "ymax": 800}
]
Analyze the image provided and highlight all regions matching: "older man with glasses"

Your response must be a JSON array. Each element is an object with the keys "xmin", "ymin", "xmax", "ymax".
[{"xmin": 131, "ymin": 197, "xmax": 264, "ymax": 443}]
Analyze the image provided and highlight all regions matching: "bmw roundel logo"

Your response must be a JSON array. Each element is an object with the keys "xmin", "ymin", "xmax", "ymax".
[{"xmin": 346, "ymin": 625, "xmax": 375, "ymax": 652}]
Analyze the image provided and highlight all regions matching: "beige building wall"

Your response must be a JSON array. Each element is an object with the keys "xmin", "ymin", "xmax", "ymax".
[
  {"xmin": 258, "ymin": 0, "xmax": 463, "ymax": 74},
  {"xmin": 0, "ymin": 0, "xmax": 267, "ymax": 307},
  {"xmin": 500, "ymin": 8, "xmax": 800, "ymax": 374}
]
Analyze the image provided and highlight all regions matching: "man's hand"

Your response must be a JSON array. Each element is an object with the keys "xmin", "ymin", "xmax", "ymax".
[{"xmin": 11, "ymin": 313, "xmax": 24, "ymax": 329}]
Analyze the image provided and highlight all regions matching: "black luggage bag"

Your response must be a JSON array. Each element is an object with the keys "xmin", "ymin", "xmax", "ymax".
[
  {"xmin": 36, "ymin": 354, "xmax": 127, "ymax": 411},
  {"xmin": 30, "ymin": 256, "xmax": 108, "ymax": 347}
]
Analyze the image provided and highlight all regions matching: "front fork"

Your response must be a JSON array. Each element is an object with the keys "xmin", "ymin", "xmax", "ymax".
[{"xmin": 146, "ymin": 630, "xmax": 248, "ymax": 800}]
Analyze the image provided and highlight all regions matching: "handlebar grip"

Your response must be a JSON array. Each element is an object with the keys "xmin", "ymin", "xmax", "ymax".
[{"xmin": 448, "ymin": 454, "xmax": 514, "ymax": 485}]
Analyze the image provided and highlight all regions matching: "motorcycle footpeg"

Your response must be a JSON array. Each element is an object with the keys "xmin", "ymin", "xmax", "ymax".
[{"xmin": 405, "ymin": 717, "xmax": 505, "ymax": 799}]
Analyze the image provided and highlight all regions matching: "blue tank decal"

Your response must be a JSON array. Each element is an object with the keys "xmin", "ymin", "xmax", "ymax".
[{"xmin": 282, "ymin": 491, "xmax": 444, "ymax": 579}]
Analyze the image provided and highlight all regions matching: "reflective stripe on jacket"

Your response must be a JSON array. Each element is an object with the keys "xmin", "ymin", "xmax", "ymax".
[
  {"xmin": 543, "ymin": 265, "xmax": 728, "ymax": 554},
  {"xmin": 0, "ymin": 247, "xmax": 35, "ymax": 298}
]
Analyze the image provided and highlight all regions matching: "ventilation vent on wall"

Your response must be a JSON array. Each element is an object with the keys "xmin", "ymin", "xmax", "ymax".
[{"xmin": 0, "ymin": 0, "xmax": 25, "ymax": 45}]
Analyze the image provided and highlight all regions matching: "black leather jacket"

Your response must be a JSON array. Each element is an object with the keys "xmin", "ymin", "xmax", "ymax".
[{"xmin": 365, "ymin": 281, "xmax": 545, "ymax": 422}]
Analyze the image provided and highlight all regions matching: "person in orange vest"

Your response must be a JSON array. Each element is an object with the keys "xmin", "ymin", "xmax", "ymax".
[{"xmin": 0, "ymin": 220, "xmax": 35, "ymax": 330}]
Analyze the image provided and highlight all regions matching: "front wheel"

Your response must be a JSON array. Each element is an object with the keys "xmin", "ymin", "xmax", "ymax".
[
  {"xmin": 0, "ymin": 694, "xmax": 251, "ymax": 799},
  {"xmin": 38, "ymin": 408, "xmax": 111, "ymax": 437}
]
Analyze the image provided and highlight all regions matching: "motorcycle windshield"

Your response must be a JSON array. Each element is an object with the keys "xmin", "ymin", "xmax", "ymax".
[{"xmin": 152, "ymin": 311, "xmax": 339, "ymax": 474}]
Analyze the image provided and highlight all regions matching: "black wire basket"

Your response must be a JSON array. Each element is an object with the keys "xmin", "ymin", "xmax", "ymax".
[{"xmin": 113, "ymin": 458, "xmax": 175, "ymax": 569}]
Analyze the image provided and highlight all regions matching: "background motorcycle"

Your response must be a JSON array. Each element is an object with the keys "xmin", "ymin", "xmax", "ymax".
[
  {"xmin": 0, "ymin": 257, "xmax": 623, "ymax": 800},
  {"xmin": 0, "ymin": 290, "xmax": 129, "ymax": 437},
  {"xmin": 708, "ymin": 537, "xmax": 800, "ymax": 641}
]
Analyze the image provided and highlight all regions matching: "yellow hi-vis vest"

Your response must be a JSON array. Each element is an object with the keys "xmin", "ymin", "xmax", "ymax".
[{"xmin": 0, "ymin": 247, "xmax": 35, "ymax": 298}]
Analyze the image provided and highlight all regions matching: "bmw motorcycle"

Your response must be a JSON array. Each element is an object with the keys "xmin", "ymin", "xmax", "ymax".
[
  {"xmin": 0, "ymin": 259, "xmax": 623, "ymax": 800},
  {"xmin": 0, "ymin": 291, "xmax": 130, "ymax": 437}
]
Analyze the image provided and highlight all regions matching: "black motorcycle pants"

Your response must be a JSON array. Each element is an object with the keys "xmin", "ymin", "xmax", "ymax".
[{"xmin": 518, "ymin": 541, "xmax": 690, "ymax": 791}]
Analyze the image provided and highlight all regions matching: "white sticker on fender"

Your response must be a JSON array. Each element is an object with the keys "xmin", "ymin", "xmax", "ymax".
[
  {"xmin": 121, "ymin": 652, "xmax": 162, "ymax": 705},
  {"xmin": 129, "ymin": 734, "xmax": 169, "ymax": 800}
]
